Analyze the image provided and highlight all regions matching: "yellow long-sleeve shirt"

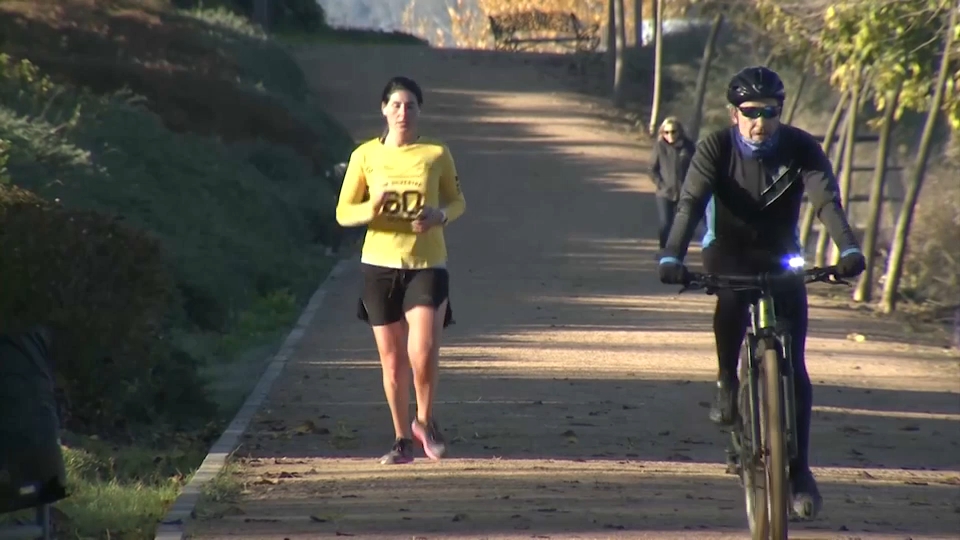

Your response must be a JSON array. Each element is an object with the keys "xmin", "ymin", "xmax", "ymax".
[{"xmin": 335, "ymin": 137, "xmax": 466, "ymax": 269}]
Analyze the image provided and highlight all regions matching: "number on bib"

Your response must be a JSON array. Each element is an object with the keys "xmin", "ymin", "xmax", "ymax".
[{"xmin": 382, "ymin": 190, "xmax": 425, "ymax": 219}]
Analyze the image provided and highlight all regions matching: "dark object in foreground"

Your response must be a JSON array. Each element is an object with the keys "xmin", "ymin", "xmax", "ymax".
[{"xmin": 0, "ymin": 327, "xmax": 68, "ymax": 516}]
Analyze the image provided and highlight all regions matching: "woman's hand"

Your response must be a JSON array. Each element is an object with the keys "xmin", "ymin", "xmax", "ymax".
[{"xmin": 411, "ymin": 206, "xmax": 445, "ymax": 233}]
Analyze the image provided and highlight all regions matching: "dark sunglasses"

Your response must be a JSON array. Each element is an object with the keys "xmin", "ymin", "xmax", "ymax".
[
  {"xmin": 738, "ymin": 105, "xmax": 780, "ymax": 119},
  {"xmin": 663, "ymin": 129, "xmax": 678, "ymax": 135}
]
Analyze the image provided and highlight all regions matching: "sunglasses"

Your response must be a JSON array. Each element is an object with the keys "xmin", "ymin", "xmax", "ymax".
[
  {"xmin": 663, "ymin": 130, "xmax": 678, "ymax": 135},
  {"xmin": 738, "ymin": 105, "xmax": 780, "ymax": 119}
]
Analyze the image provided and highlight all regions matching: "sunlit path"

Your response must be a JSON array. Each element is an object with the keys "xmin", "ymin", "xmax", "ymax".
[{"xmin": 186, "ymin": 45, "xmax": 960, "ymax": 540}]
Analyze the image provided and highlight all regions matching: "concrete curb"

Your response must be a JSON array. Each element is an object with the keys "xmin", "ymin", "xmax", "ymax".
[{"xmin": 154, "ymin": 256, "xmax": 356, "ymax": 540}]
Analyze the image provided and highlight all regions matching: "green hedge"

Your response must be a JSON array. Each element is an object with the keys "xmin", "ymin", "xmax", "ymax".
[{"xmin": 0, "ymin": 41, "xmax": 350, "ymax": 434}]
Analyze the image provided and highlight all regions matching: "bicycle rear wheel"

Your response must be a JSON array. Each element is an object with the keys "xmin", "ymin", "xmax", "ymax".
[
  {"xmin": 737, "ymin": 345, "xmax": 769, "ymax": 539},
  {"xmin": 761, "ymin": 345, "xmax": 789, "ymax": 539}
]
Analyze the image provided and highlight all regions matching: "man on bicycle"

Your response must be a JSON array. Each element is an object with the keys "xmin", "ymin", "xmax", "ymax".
[{"xmin": 657, "ymin": 66, "xmax": 866, "ymax": 519}]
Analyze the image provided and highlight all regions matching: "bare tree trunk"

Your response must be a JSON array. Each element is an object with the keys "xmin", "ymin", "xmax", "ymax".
[
  {"xmin": 799, "ymin": 91, "xmax": 850, "ymax": 250},
  {"xmin": 606, "ymin": 0, "xmax": 616, "ymax": 82},
  {"xmin": 813, "ymin": 111, "xmax": 853, "ymax": 266},
  {"xmin": 647, "ymin": 0, "xmax": 664, "ymax": 135},
  {"xmin": 854, "ymin": 84, "xmax": 901, "ymax": 303},
  {"xmin": 633, "ymin": 0, "xmax": 643, "ymax": 47},
  {"xmin": 880, "ymin": 6, "xmax": 957, "ymax": 313},
  {"xmin": 650, "ymin": 0, "xmax": 659, "ymax": 49},
  {"xmin": 763, "ymin": 48, "xmax": 776, "ymax": 66},
  {"xmin": 828, "ymin": 78, "xmax": 861, "ymax": 264},
  {"xmin": 813, "ymin": 122, "xmax": 848, "ymax": 266},
  {"xmin": 839, "ymin": 89, "xmax": 859, "ymax": 214},
  {"xmin": 688, "ymin": 13, "xmax": 724, "ymax": 141},
  {"xmin": 783, "ymin": 71, "xmax": 807, "ymax": 124},
  {"xmin": 613, "ymin": 0, "xmax": 627, "ymax": 107},
  {"xmin": 253, "ymin": 0, "xmax": 271, "ymax": 29}
]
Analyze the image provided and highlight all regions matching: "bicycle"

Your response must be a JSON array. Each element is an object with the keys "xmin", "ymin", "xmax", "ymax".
[{"xmin": 677, "ymin": 259, "xmax": 849, "ymax": 539}]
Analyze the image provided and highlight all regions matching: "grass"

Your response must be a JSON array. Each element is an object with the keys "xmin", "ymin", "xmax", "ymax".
[
  {"xmin": 56, "ymin": 444, "xmax": 196, "ymax": 536},
  {"xmin": 193, "ymin": 459, "xmax": 246, "ymax": 520},
  {"xmin": 2, "ymin": 442, "xmax": 199, "ymax": 537},
  {"xmin": 0, "ymin": 1, "xmax": 427, "ymax": 538},
  {"xmin": 0, "ymin": 293, "xmax": 299, "ymax": 538},
  {"xmin": 50, "ymin": 299, "xmax": 300, "ymax": 539}
]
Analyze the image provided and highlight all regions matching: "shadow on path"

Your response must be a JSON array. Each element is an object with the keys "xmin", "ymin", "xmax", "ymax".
[{"xmin": 186, "ymin": 45, "xmax": 960, "ymax": 540}]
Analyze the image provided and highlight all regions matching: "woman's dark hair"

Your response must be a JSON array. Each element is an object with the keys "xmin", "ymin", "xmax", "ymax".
[
  {"xmin": 380, "ymin": 76, "xmax": 423, "ymax": 141},
  {"xmin": 381, "ymin": 76, "xmax": 423, "ymax": 106}
]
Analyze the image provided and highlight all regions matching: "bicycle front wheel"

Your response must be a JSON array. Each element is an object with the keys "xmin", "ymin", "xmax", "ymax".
[
  {"xmin": 761, "ymin": 345, "xmax": 790, "ymax": 539},
  {"xmin": 737, "ymin": 344, "xmax": 768, "ymax": 539}
]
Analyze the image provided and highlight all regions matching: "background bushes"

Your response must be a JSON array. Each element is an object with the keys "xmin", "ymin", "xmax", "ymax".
[
  {"xmin": 172, "ymin": 0, "xmax": 327, "ymax": 32},
  {"xmin": 0, "ymin": 1, "xmax": 355, "ymax": 440},
  {"xmin": 0, "ymin": 190, "xmax": 213, "ymax": 435}
]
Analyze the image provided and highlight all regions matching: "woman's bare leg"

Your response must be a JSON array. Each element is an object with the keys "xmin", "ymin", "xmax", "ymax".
[
  {"xmin": 406, "ymin": 299, "xmax": 448, "ymax": 459},
  {"xmin": 371, "ymin": 320, "xmax": 414, "ymax": 463}
]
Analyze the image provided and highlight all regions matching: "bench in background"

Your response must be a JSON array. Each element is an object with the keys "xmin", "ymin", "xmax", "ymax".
[{"xmin": 488, "ymin": 10, "xmax": 601, "ymax": 53}]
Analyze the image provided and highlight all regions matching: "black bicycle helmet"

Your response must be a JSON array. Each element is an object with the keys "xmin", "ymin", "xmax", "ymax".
[{"xmin": 726, "ymin": 66, "xmax": 786, "ymax": 106}]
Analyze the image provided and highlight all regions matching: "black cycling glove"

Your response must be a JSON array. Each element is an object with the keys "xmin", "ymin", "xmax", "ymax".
[
  {"xmin": 658, "ymin": 260, "xmax": 690, "ymax": 285},
  {"xmin": 836, "ymin": 249, "xmax": 866, "ymax": 278}
]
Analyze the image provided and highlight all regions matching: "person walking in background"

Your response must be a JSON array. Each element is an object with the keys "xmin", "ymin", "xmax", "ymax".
[
  {"xmin": 336, "ymin": 76, "xmax": 466, "ymax": 465},
  {"xmin": 650, "ymin": 117, "xmax": 696, "ymax": 253}
]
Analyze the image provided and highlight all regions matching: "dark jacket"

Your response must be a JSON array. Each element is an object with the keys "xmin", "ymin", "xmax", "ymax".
[
  {"xmin": 650, "ymin": 137, "xmax": 696, "ymax": 202},
  {"xmin": 662, "ymin": 125, "xmax": 860, "ymax": 261}
]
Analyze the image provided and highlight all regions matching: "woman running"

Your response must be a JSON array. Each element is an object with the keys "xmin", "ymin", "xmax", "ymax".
[{"xmin": 335, "ymin": 76, "xmax": 466, "ymax": 465}]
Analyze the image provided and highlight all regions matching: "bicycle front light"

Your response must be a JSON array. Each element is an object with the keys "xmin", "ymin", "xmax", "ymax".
[{"xmin": 785, "ymin": 255, "xmax": 806, "ymax": 270}]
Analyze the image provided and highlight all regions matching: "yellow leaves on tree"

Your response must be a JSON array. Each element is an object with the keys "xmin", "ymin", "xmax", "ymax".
[
  {"xmin": 823, "ymin": 0, "xmax": 954, "ymax": 122},
  {"xmin": 945, "ymin": 72, "xmax": 960, "ymax": 132},
  {"xmin": 755, "ymin": 0, "xmax": 957, "ymax": 128}
]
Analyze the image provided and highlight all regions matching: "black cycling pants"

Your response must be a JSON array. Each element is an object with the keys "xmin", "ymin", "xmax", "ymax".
[{"xmin": 702, "ymin": 244, "xmax": 813, "ymax": 471}]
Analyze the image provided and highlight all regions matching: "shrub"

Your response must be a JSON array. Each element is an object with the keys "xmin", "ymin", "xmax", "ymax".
[
  {"xmin": 0, "ymin": 190, "xmax": 214, "ymax": 435},
  {"xmin": 0, "ymin": 55, "xmax": 337, "ymax": 332},
  {"xmin": 176, "ymin": 0, "xmax": 328, "ymax": 33},
  {"xmin": 180, "ymin": 6, "xmax": 312, "ymax": 100},
  {"xmin": 898, "ymin": 164, "xmax": 960, "ymax": 308},
  {"xmin": 272, "ymin": 0, "xmax": 328, "ymax": 32},
  {"xmin": 0, "ymin": 139, "xmax": 10, "ymax": 184},
  {"xmin": 0, "ymin": 6, "xmax": 351, "ymax": 441}
]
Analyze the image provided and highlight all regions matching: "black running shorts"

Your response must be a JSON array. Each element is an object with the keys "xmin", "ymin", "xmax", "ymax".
[{"xmin": 357, "ymin": 263, "xmax": 454, "ymax": 327}]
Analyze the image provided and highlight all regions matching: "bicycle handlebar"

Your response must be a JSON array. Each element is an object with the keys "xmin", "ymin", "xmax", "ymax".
[{"xmin": 679, "ymin": 265, "xmax": 851, "ymax": 295}]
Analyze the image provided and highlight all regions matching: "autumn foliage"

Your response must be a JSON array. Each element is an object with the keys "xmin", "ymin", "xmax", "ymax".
[{"xmin": 401, "ymin": 0, "xmax": 673, "ymax": 50}]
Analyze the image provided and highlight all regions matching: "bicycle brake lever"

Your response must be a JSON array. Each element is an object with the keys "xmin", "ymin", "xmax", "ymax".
[
  {"xmin": 678, "ymin": 280, "xmax": 701, "ymax": 294},
  {"xmin": 811, "ymin": 273, "xmax": 851, "ymax": 287}
]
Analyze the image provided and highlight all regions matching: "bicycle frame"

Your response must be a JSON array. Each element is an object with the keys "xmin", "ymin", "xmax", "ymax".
[{"xmin": 742, "ymin": 292, "xmax": 799, "ymax": 468}]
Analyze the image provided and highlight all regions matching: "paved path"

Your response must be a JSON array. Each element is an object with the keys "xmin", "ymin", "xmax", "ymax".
[{"xmin": 186, "ymin": 45, "xmax": 960, "ymax": 540}]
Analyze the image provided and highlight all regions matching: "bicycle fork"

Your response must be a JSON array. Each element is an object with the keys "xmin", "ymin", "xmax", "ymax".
[
  {"xmin": 750, "ymin": 297, "xmax": 801, "ymax": 461},
  {"xmin": 734, "ymin": 305, "xmax": 801, "ymax": 474},
  {"xmin": 743, "ymin": 334, "xmax": 762, "ymax": 459},
  {"xmin": 779, "ymin": 333, "xmax": 799, "ymax": 463},
  {"xmin": 751, "ymin": 337, "xmax": 798, "ymax": 459}
]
